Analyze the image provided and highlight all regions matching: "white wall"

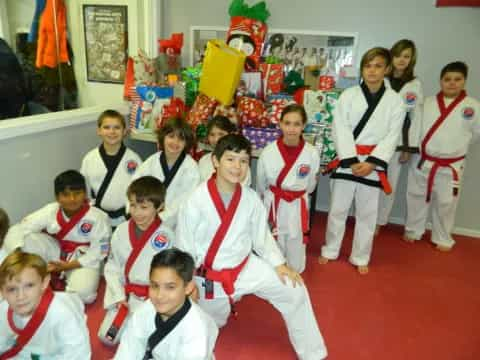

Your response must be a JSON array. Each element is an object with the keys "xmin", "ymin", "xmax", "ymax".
[{"xmin": 163, "ymin": 0, "xmax": 480, "ymax": 236}]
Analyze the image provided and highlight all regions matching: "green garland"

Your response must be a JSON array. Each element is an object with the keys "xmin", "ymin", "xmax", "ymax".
[{"xmin": 228, "ymin": 0, "xmax": 270, "ymax": 23}]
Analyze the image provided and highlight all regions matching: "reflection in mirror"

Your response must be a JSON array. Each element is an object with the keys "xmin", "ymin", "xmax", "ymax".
[{"xmin": 0, "ymin": 0, "xmax": 78, "ymax": 121}]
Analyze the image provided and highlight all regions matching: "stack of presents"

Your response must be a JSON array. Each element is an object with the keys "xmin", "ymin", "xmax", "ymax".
[{"xmin": 124, "ymin": 0, "xmax": 357, "ymax": 166}]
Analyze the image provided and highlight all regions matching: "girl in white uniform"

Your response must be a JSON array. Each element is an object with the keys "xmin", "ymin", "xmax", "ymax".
[
  {"xmin": 98, "ymin": 177, "xmax": 174, "ymax": 345},
  {"xmin": 377, "ymin": 40, "xmax": 424, "ymax": 232},
  {"xmin": 319, "ymin": 48, "xmax": 405, "ymax": 274},
  {"xmin": 81, "ymin": 110, "xmax": 142, "ymax": 227},
  {"xmin": 132, "ymin": 118, "xmax": 200, "ymax": 229},
  {"xmin": 0, "ymin": 252, "xmax": 91, "ymax": 360},
  {"xmin": 405, "ymin": 62, "xmax": 480, "ymax": 250},
  {"xmin": 257, "ymin": 104, "xmax": 320, "ymax": 273},
  {"xmin": 199, "ymin": 115, "xmax": 251, "ymax": 186}
]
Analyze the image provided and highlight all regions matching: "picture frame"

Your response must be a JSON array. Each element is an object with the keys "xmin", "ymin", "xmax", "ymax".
[{"xmin": 83, "ymin": 5, "xmax": 128, "ymax": 83}]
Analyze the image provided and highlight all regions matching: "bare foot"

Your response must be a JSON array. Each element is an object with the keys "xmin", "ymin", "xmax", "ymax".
[
  {"xmin": 375, "ymin": 225, "xmax": 382, "ymax": 236},
  {"xmin": 435, "ymin": 244, "xmax": 452, "ymax": 252},
  {"xmin": 318, "ymin": 256, "xmax": 329, "ymax": 265},
  {"xmin": 357, "ymin": 265, "xmax": 369, "ymax": 275}
]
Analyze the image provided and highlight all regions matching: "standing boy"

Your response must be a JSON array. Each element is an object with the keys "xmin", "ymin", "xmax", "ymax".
[
  {"xmin": 177, "ymin": 134, "xmax": 327, "ymax": 360},
  {"xmin": 319, "ymin": 47, "xmax": 405, "ymax": 274},
  {"xmin": 21, "ymin": 170, "xmax": 111, "ymax": 303},
  {"xmin": 114, "ymin": 248, "xmax": 218, "ymax": 360},
  {"xmin": 0, "ymin": 251, "xmax": 91, "ymax": 359},
  {"xmin": 405, "ymin": 61, "xmax": 480, "ymax": 250},
  {"xmin": 99, "ymin": 176, "xmax": 175, "ymax": 345}
]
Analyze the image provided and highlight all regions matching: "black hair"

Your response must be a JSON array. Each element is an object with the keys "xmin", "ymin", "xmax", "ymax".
[
  {"xmin": 0, "ymin": 208, "xmax": 9, "ymax": 245},
  {"xmin": 156, "ymin": 117, "xmax": 195, "ymax": 153},
  {"xmin": 207, "ymin": 115, "xmax": 237, "ymax": 135},
  {"xmin": 127, "ymin": 176, "xmax": 166, "ymax": 209},
  {"xmin": 440, "ymin": 61, "xmax": 468, "ymax": 79},
  {"xmin": 150, "ymin": 248, "xmax": 195, "ymax": 283},
  {"xmin": 213, "ymin": 134, "xmax": 251, "ymax": 160},
  {"xmin": 54, "ymin": 170, "xmax": 86, "ymax": 196}
]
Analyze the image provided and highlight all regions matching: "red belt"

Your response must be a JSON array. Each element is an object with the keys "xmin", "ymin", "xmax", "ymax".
[
  {"xmin": 269, "ymin": 185, "xmax": 309, "ymax": 244},
  {"xmin": 58, "ymin": 239, "xmax": 90, "ymax": 260},
  {"xmin": 124, "ymin": 283, "xmax": 149, "ymax": 299},
  {"xmin": 325, "ymin": 145, "xmax": 392, "ymax": 194},
  {"xmin": 197, "ymin": 256, "xmax": 249, "ymax": 316},
  {"xmin": 418, "ymin": 153, "xmax": 465, "ymax": 202}
]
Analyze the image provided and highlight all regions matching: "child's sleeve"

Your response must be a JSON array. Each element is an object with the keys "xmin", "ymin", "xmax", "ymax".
[
  {"xmin": 250, "ymin": 195, "xmax": 285, "ymax": 267},
  {"xmin": 255, "ymin": 152, "xmax": 268, "ymax": 196},
  {"xmin": 367, "ymin": 96, "xmax": 405, "ymax": 167},
  {"xmin": 20, "ymin": 203, "xmax": 55, "ymax": 235},
  {"xmin": 76, "ymin": 212, "xmax": 111, "ymax": 268},
  {"xmin": 103, "ymin": 229, "xmax": 126, "ymax": 308},
  {"xmin": 332, "ymin": 92, "xmax": 359, "ymax": 167},
  {"xmin": 113, "ymin": 308, "xmax": 149, "ymax": 360}
]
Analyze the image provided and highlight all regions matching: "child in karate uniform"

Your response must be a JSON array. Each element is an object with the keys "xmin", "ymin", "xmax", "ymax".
[
  {"xmin": 405, "ymin": 61, "xmax": 480, "ymax": 250},
  {"xmin": 199, "ymin": 115, "xmax": 251, "ymax": 186},
  {"xmin": 21, "ymin": 170, "xmax": 111, "ymax": 303},
  {"xmin": 114, "ymin": 248, "xmax": 218, "ymax": 360},
  {"xmin": 98, "ymin": 176, "xmax": 175, "ymax": 345},
  {"xmin": 319, "ymin": 47, "xmax": 405, "ymax": 274},
  {"xmin": 0, "ymin": 251, "xmax": 91, "ymax": 359},
  {"xmin": 257, "ymin": 104, "xmax": 320, "ymax": 273},
  {"xmin": 81, "ymin": 109, "xmax": 142, "ymax": 227},
  {"xmin": 377, "ymin": 40, "xmax": 424, "ymax": 233},
  {"xmin": 177, "ymin": 134, "xmax": 327, "ymax": 360},
  {"xmin": 132, "ymin": 118, "xmax": 200, "ymax": 228}
]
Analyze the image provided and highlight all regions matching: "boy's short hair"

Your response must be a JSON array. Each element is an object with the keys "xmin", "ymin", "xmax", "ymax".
[
  {"xmin": 281, "ymin": 104, "xmax": 308, "ymax": 124},
  {"xmin": 97, "ymin": 109, "xmax": 126, "ymax": 128},
  {"xmin": 0, "ymin": 208, "xmax": 9, "ymax": 245},
  {"xmin": 0, "ymin": 251, "xmax": 48, "ymax": 288},
  {"xmin": 150, "ymin": 248, "xmax": 195, "ymax": 283},
  {"xmin": 213, "ymin": 134, "xmax": 251, "ymax": 160},
  {"xmin": 54, "ymin": 170, "xmax": 87, "ymax": 196},
  {"xmin": 156, "ymin": 118, "xmax": 194, "ymax": 153},
  {"xmin": 360, "ymin": 47, "xmax": 392, "ymax": 71},
  {"xmin": 127, "ymin": 176, "xmax": 166, "ymax": 208},
  {"xmin": 440, "ymin": 61, "xmax": 468, "ymax": 79},
  {"xmin": 207, "ymin": 115, "xmax": 237, "ymax": 135}
]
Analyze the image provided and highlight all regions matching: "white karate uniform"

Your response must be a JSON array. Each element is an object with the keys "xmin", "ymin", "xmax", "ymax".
[
  {"xmin": 378, "ymin": 78, "xmax": 424, "ymax": 226},
  {"xmin": 114, "ymin": 299, "xmax": 218, "ymax": 360},
  {"xmin": 0, "ymin": 292, "xmax": 91, "ymax": 359},
  {"xmin": 81, "ymin": 146, "xmax": 142, "ymax": 227},
  {"xmin": 322, "ymin": 83, "xmax": 404, "ymax": 266},
  {"xmin": 21, "ymin": 202, "xmax": 112, "ymax": 303},
  {"xmin": 132, "ymin": 151, "xmax": 201, "ymax": 228},
  {"xmin": 2, "ymin": 224, "xmax": 24, "ymax": 253},
  {"xmin": 405, "ymin": 94, "xmax": 480, "ymax": 247},
  {"xmin": 99, "ymin": 220, "xmax": 175, "ymax": 345},
  {"xmin": 256, "ymin": 140, "xmax": 320, "ymax": 273},
  {"xmin": 198, "ymin": 152, "xmax": 252, "ymax": 187},
  {"xmin": 176, "ymin": 182, "xmax": 328, "ymax": 360}
]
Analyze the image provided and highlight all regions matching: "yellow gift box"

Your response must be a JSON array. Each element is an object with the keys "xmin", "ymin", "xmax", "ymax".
[{"xmin": 199, "ymin": 40, "xmax": 246, "ymax": 106}]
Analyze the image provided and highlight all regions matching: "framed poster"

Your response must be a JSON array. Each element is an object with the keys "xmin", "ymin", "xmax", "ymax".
[{"xmin": 83, "ymin": 5, "xmax": 128, "ymax": 83}]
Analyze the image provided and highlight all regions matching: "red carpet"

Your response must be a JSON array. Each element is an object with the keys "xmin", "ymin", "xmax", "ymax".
[{"xmin": 87, "ymin": 212, "xmax": 480, "ymax": 359}]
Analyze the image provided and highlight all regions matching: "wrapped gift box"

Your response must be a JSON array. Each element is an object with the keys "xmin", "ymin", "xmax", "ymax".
[
  {"xmin": 129, "ymin": 86, "xmax": 173, "ymax": 132},
  {"xmin": 260, "ymin": 63, "xmax": 284, "ymax": 99},
  {"xmin": 242, "ymin": 126, "xmax": 282, "ymax": 150},
  {"xmin": 186, "ymin": 92, "xmax": 219, "ymax": 130}
]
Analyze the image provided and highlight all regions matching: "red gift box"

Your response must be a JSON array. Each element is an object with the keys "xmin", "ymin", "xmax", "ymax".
[
  {"xmin": 260, "ymin": 63, "xmax": 284, "ymax": 99},
  {"xmin": 318, "ymin": 76, "xmax": 335, "ymax": 90},
  {"xmin": 186, "ymin": 93, "xmax": 218, "ymax": 130},
  {"xmin": 237, "ymin": 96, "xmax": 268, "ymax": 127}
]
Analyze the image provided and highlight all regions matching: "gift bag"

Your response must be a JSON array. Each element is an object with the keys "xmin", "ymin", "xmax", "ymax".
[
  {"xmin": 242, "ymin": 127, "xmax": 281, "ymax": 150},
  {"xmin": 318, "ymin": 75, "xmax": 335, "ymax": 90},
  {"xmin": 157, "ymin": 97, "xmax": 186, "ymax": 129},
  {"xmin": 124, "ymin": 50, "xmax": 157, "ymax": 100},
  {"xmin": 186, "ymin": 92, "xmax": 219, "ymax": 130},
  {"xmin": 129, "ymin": 86, "xmax": 173, "ymax": 132},
  {"xmin": 260, "ymin": 63, "xmax": 284, "ymax": 99},
  {"xmin": 199, "ymin": 40, "xmax": 246, "ymax": 106},
  {"xmin": 264, "ymin": 98, "xmax": 290, "ymax": 125}
]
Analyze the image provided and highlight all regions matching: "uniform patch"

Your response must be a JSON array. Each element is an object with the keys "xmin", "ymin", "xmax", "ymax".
[
  {"xmin": 79, "ymin": 221, "xmax": 94, "ymax": 235},
  {"xmin": 297, "ymin": 164, "xmax": 311, "ymax": 179},
  {"xmin": 151, "ymin": 232, "xmax": 168, "ymax": 251},
  {"xmin": 126, "ymin": 160, "xmax": 138, "ymax": 174},
  {"xmin": 404, "ymin": 92, "xmax": 417, "ymax": 106},
  {"xmin": 462, "ymin": 107, "xmax": 474, "ymax": 120}
]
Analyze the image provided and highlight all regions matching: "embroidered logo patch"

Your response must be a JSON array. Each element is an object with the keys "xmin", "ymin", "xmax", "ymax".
[
  {"xmin": 405, "ymin": 92, "xmax": 417, "ymax": 106},
  {"xmin": 79, "ymin": 221, "xmax": 93, "ymax": 235},
  {"xmin": 126, "ymin": 160, "xmax": 138, "ymax": 174},
  {"xmin": 462, "ymin": 107, "xmax": 475, "ymax": 120},
  {"xmin": 297, "ymin": 164, "xmax": 311, "ymax": 179},
  {"xmin": 151, "ymin": 232, "xmax": 168, "ymax": 251}
]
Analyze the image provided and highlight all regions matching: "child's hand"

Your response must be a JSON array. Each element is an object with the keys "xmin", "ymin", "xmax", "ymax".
[
  {"xmin": 352, "ymin": 162, "xmax": 375, "ymax": 177},
  {"xmin": 399, "ymin": 152, "xmax": 411, "ymax": 163},
  {"xmin": 275, "ymin": 264, "xmax": 304, "ymax": 287}
]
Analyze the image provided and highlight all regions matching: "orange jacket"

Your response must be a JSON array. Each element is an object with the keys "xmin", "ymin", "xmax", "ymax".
[{"xmin": 36, "ymin": 0, "xmax": 69, "ymax": 68}]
